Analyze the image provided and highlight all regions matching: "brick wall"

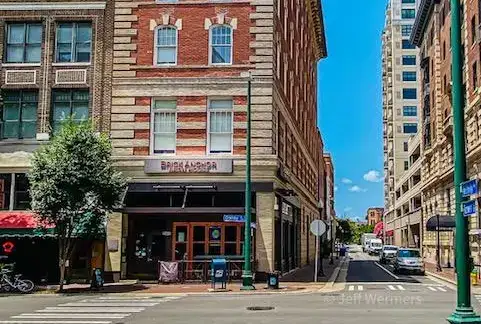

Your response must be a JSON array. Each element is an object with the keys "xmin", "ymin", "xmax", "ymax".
[{"xmin": 0, "ymin": 1, "xmax": 114, "ymax": 137}]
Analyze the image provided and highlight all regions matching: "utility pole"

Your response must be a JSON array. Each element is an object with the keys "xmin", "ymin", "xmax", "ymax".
[
  {"xmin": 241, "ymin": 76, "xmax": 255, "ymax": 291},
  {"xmin": 447, "ymin": 0, "xmax": 481, "ymax": 322}
]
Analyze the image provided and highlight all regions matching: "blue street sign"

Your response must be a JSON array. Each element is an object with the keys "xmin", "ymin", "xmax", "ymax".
[
  {"xmin": 461, "ymin": 179, "xmax": 478, "ymax": 197},
  {"xmin": 223, "ymin": 214, "xmax": 245, "ymax": 222},
  {"xmin": 463, "ymin": 200, "xmax": 477, "ymax": 217}
]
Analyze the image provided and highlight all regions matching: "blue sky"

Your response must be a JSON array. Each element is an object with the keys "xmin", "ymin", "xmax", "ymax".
[{"xmin": 318, "ymin": 1, "xmax": 387, "ymax": 221}]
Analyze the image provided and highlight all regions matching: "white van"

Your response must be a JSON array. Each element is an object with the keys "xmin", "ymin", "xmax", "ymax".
[{"xmin": 368, "ymin": 238, "xmax": 383, "ymax": 255}]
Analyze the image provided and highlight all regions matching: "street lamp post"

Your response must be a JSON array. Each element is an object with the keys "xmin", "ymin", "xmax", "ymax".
[
  {"xmin": 241, "ymin": 76, "xmax": 255, "ymax": 291},
  {"xmin": 447, "ymin": 0, "xmax": 481, "ymax": 322}
]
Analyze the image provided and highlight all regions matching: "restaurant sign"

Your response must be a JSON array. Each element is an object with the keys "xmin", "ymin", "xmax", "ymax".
[{"xmin": 145, "ymin": 159, "xmax": 233, "ymax": 174}]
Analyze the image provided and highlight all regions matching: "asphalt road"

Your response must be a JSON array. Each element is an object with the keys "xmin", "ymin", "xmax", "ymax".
[{"xmin": 0, "ymin": 249, "xmax": 478, "ymax": 324}]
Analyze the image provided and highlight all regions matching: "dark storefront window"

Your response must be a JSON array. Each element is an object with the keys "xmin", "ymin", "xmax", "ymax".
[
  {"xmin": 0, "ymin": 174, "xmax": 11, "ymax": 210},
  {"xmin": 14, "ymin": 173, "xmax": 30, "ymax": 210}
]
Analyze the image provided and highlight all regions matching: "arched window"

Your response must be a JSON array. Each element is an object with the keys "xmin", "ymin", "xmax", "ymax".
[
  {"xmin": 155, "ymin": 26, "xmax": 177, "ymax": 65},
  {"xmin": 209, "ymin": 25, "xmax": 232, "ymax": 65}
]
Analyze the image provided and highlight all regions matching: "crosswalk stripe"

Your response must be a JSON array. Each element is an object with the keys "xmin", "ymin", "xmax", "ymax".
[
  {"xmin": 357, "ymin": 285, "xmax": 364, "ymax": 291},
  {"xmin": 397, "ymin": 285, "xmax": 405, "ymax": 291},
  {"xmin": 388, "ymin": 285, "xmax": 396, "ymax": 290},
  {"xmin": 0, "ymin": 321, "xmax": 111, "ymax": 324},
  {"xmin": 13, "ymin": 314, "xmax": 127, "ymax": 319},
  {"xmin": 348, "ymin": 285, "xmax": 354, "ymax": 291},
  {"xmin": 97, "ymin": 297, "xmax": 151, "ymax": 300},
  {"xmin": 428, "ymin": 286, "xmax": 437, "ymax": 291},
  {"xmin": 58, "ymin": 302, "xmax": 159, "ymax": 307},
  {"xmin": 39, "ymin": 308, "xmax": 144, "ymax": 313},
  {"xmin": 437, "ymin": 287, "xmax": 447, "ymax": 292}
]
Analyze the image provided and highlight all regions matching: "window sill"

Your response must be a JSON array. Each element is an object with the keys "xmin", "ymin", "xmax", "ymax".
[
  {"xmin": 52, "ymin": 62, "xmax": 91, "ymax": 67},
  {"xmin": 0, "ymin": 139, "xmax": 42, "ymax": 145},
  {"xmin": 134, "ymin": 64, "xmax": 251, "ymax": 70},
  {"xmin": 1, "ymin": 63, "xmax": 41, "ymax": 67}
]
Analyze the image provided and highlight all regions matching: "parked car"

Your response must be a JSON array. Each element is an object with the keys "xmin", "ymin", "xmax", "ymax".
[
  {"xmin": 379, "ymin": 245, "xmax": 398, "ymax": 264},
  {"xmin": 393, "ymin": 248, "xmax": 425, "ymax": 275},
  {"xmin": 367, "ymin": 238, "xmax": 383, "ymax": 255}
]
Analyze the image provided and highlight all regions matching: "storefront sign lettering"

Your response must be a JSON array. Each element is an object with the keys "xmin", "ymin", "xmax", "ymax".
[
  {"xmin": 145, "ymin": 159, "xmax": 233, "ymax": 174},
  {"xmin": 223, "ymin": 214, "xmax": 245, "ymax": 222}
]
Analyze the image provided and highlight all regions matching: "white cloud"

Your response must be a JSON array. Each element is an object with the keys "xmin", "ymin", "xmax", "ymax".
[
  {"xmin": 363, "ymin": 170, "xmax": 384, "ymax": 183},
  {"xmin": 334, "ymin": 186, "xmax": 338, "ymax": 192},
  {"xmin": 349, "ymin": 185, "xmax": 367, "ymax": 193},
  {"xmin": 341, "ymin": 178, "xmax": 353, "ymax": 184}
]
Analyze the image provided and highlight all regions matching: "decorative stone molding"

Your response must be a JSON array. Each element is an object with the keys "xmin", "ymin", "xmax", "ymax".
[
  {"xmin": 204, "ymin": 12, "xmax": 237, "ymax": 30},
  {"xmin": 149, "ymin": 13, "xmax": 182, "ymax": 31},
  {"xmin": 5, "ymin": 70, "xmax": 36, "ymax": 85}
]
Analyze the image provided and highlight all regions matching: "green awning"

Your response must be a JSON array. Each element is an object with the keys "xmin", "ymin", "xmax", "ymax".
[{"xmin": 0, "ymin": 228, "xmax": 56, "ymax": 238}]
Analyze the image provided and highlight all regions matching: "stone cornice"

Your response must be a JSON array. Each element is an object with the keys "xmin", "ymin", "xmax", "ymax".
[{"xmin": 306, "ymin": 0, "xmax": 327, "ymax": 60}]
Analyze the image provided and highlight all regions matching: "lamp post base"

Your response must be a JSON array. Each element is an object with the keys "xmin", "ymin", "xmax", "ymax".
[
  {"xmin": 240, "ymin": 271, "xmax": 255, "ymax": 291},
  {"xmin": 448, "ymin": 307, "xmax": 481, "ymax": 323}
]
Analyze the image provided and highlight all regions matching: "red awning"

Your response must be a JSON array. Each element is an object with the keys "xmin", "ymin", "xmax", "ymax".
[
  {"xmin": 373, "ymin": 221, "xmax": 384, "ymax": 236},
  {"xmin": 0, "ymin": 212, "xmax": 53, "ymax": 229}
]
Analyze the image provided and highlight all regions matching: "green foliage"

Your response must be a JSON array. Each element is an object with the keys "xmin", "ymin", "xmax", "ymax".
[
  {"xmin": 336, "ymin": 219, "xmax": 375, "ymax": 244},
  {"xmin": 29, "ymin": 119, "xmax": 126, "ymax": 237},
  {"xmin": 28, "ymin": 119, "xmax": 126, "ymax": 289},
  {"xmin": 352, "ymin": 223, "xmax": 375, "ymax": 244}
]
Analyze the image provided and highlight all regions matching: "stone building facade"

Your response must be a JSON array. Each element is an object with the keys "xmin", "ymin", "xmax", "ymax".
[
  {"xmin": 412, "ymin": 0, "xmax": 481, "ymax": 267},
  {"xmin": 105, "ymin": 0, "xmax": 328, "ymax": 281},
  {"xmin": 0, "ymin": 0, "xmax": 114, "ymax": 282}
]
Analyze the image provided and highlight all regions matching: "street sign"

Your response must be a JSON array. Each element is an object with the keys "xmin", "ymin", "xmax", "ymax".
[
  {"xmin": 461, "ymin": 179, "xmax": 478, "ymax": 197},
  {"xmin": 463, "ymin": 200, "xmax": 477, "ymax": 217},
  {"xmin": 223, "ymin": 214, "xmax": 245, "ymax": 222},
  {"xmin": 310, "ymin": 220, "xmax": 327, "ymax": 236}
]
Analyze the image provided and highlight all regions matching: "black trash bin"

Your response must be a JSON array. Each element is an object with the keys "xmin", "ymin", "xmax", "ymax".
[{"xmin": 267, "ymin": 272, "xmax": 279, "ymax": 289}]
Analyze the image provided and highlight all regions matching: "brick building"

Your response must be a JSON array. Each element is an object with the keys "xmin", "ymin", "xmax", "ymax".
[
  {"xmin": 0, "ymin": 0, "xmax": 114, "ymax": 282},
  {"xmin": 105, "ymin": 0, "xmax": 328, "ymax": 281},
  {"xmin": 366, "ymin": 207, "xmax": 384, "ymax": 226},
  {"xmin": 411, "ymin": 0, "xmax": 481, "ymax": 268}
]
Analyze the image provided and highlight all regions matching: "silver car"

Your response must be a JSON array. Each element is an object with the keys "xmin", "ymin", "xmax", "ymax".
[
  {"xmin": 379, "ymin": 245, "xmax": 398, "ymax": 264},
  {"xmin": 393, "ymin": 248, "xmax": 425, "ymax": 275}
]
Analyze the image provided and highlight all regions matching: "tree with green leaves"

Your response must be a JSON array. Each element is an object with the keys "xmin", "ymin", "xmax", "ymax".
[{"xmin": 28, "ymin": 120, "xmax": 126, "ymax": 291}]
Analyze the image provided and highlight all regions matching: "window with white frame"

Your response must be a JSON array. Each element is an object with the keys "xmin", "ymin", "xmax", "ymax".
[
  {"xmin": 56, "ymin": 22, "xmax": 92, "ymax": 63},
  {"xmin": 210, "ymin": 25, "xmax": 232, "ymax": 65},
  {"xmin": 152, "ymin": 100, "xmax": 176, "ymax": 154},
  {"xmin": 155, "ymin": 26, "xmax": 177, "ymax": 65},
  {"xmin": 208, "ymin": 99, "xmax": 233, "ymax": 154}
]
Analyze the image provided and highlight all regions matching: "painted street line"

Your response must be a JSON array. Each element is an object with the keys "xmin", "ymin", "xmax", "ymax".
[
  {"xmin": 39, "ymin": 308, "xmax": 144, "ymax": 313},
  {"xmin": 348, "ymin": 285, "xmax": 363, "ymax": 291},
  {"xmin": 437, "ymin": 287, "xmax": 447, "ymax": 292},
  {"xmin": 0, "ymin": 321, "xmax": 111, "ymax": 324},
  {"xmin": 374, "ymin": 262, "xmax": 400, "ymax": 280},
  {"xmin": 357, "ymin": 285, "xmax": 364, "ymax": 291},
  {"xmin": 396, "ymin": 285, "xmax": 405, "ymax": 291},
  {"xmin": 96, "ymin": 297, "xmax": 151, "ymax": 300},
  {"xmin": 57, "ymin": 302, "xmax": 159, "ymax": 307},
  {"xmin": 428, "ymin": 286, "xmax": 437, "ymax": 291},
  {"xmin": 13, "ymin": 315, "xmax": 127, "ymax": 319},
  {"xmin": 348, "ymin": 285, "xmax": 355, "ymax": 291},
  {"xmin": 388, "ymin": 285, "xmax": 396, "ymax": 291}
]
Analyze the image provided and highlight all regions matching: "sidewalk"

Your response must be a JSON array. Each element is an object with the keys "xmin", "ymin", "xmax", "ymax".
[
  {"xmin": 34, "ymin": 257, "xmax": 341, "ymax": 295},
  {"xmin": 425, "ymin": 262, "xmax": 481, "ymax": 294}
]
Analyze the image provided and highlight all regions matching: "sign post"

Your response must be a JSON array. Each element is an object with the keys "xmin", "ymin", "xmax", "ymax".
[{"xmin": 310, "ymin": 220, "xmax": 327, "ymax": 282}]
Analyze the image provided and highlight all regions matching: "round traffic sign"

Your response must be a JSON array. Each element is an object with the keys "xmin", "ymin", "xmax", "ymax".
[{"xmin": 310, "ymin": 220, "xmax": 327, "ymax": 236}]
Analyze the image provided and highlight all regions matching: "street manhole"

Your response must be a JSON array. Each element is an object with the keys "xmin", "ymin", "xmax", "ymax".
[{"xmin": 246, "ymin": 306, "xmax": 275, "ymax": 311}]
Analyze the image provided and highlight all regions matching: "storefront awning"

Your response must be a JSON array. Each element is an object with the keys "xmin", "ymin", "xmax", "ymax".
[
  {"xmin": 426, "ymin": 215, "xmax": 455, "ymax": 231},
  {"xmin": 373, "ymin": 222, "xmax": 384, "ymax": 237},
  {"xmin": 0, "ymin": 212, "xmax": 55, "ymax": 238}
]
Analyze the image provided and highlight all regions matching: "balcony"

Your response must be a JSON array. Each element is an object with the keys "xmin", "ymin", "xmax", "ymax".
[{"xmin": 443, "ymin": 113, "xmax": 453, "ymax": 137}]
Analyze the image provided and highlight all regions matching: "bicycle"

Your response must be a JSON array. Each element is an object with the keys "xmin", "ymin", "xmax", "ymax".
[{"xmin": 0, "ymin": 269, "xmax": 35, "ymax": 293}]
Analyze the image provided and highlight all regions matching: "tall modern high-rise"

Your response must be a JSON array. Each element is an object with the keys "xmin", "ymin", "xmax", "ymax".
[{"xmin": 382, "ymin": 0, "xmax": 421, "ymax": 242}]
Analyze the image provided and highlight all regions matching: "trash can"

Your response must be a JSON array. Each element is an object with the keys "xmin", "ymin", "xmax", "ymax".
[
  {"xmin": 267, "ymin": 272, "xmax": 279, "ymax": 289},
  {"xmin": 211, "ymin": 258, "xmax": 227, "ymax": 289}
]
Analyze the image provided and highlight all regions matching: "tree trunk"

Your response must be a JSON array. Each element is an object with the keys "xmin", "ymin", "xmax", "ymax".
[{"xmin": 59, "ymin": 262, "xmax": 66, "ymax": 292}]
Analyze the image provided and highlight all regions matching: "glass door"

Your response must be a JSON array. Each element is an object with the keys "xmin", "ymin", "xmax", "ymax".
[{"xmin": 172, "ymin": 223, "xmax": 189, "ymax": 261}]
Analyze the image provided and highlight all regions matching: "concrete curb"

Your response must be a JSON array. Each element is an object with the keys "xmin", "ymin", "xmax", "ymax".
[
  {"xmin": 426, "ymin": 271, "xmax": 457, "ymax": 286},
  {"xmin": 322, "ymin": 256, "xmax": 347, "ymax": 290}
]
